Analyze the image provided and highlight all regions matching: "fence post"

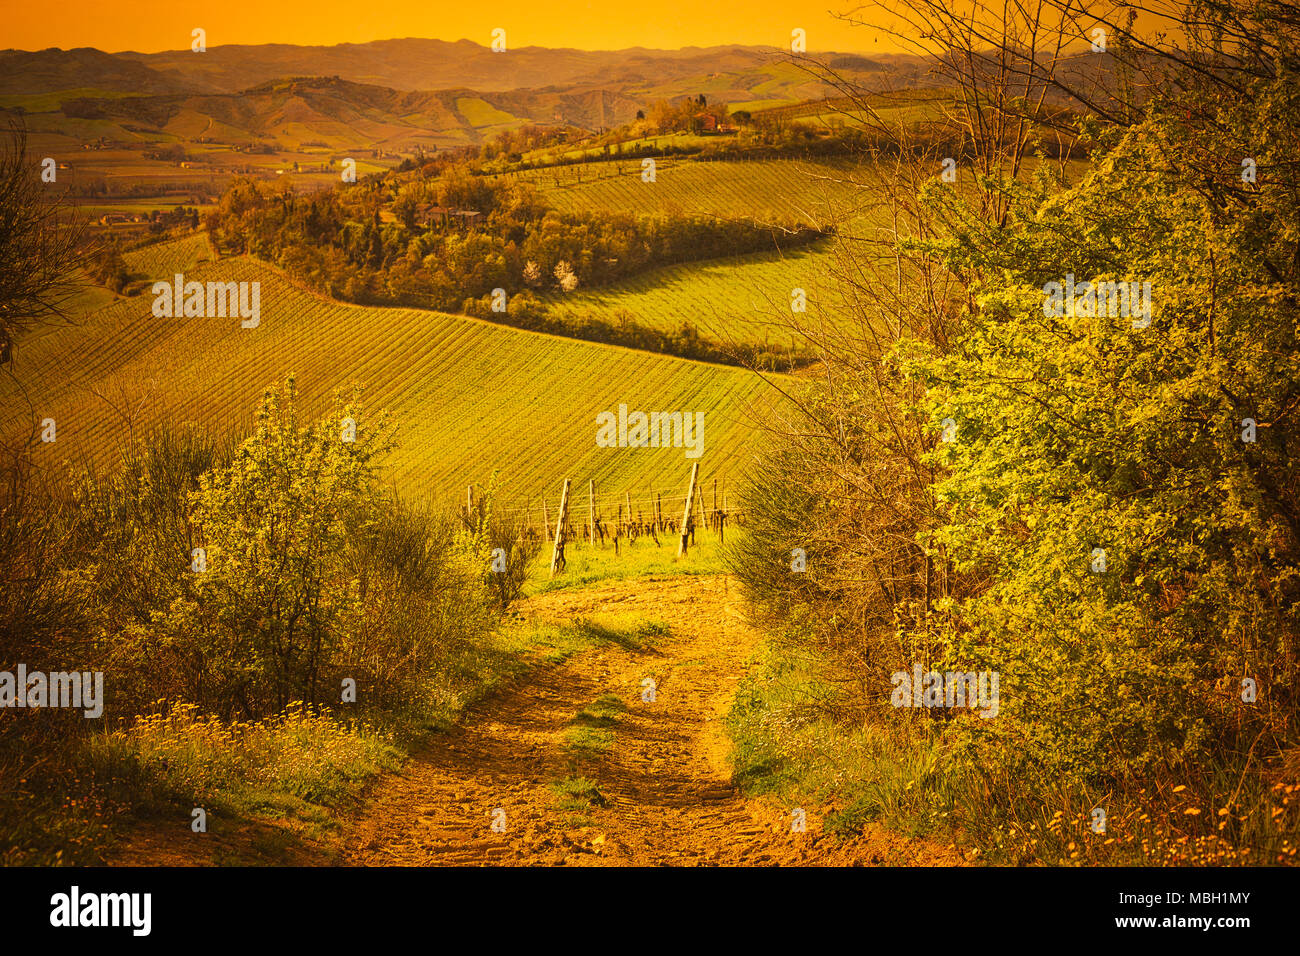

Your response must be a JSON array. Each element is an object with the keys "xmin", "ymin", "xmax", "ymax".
[
  {"xmin": 542, "ymin": 497, "xmax": 551, "ymax": 542},
  {"xmin": 588, "ymin": 479, "xmax": 596, "ymax": 547},
  {"xmin": 550, "ymin": 478, "xmax": 571, "ymax": 578},
  {"xmin": 677, "ymin": 462, "xmax": 700, "ymax": 558}
]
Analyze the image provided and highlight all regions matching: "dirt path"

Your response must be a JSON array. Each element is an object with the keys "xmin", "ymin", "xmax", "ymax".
[{"xmin": 342, "ymin": 574, "xmax": 960, "ymax": 866}]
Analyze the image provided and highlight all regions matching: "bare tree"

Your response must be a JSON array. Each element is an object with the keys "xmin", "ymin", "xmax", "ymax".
[{"xmin": 0, "ymin": 122, "xmax": 85, "ymax": 366}]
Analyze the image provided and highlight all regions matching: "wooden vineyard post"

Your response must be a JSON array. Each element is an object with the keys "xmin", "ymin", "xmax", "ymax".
[
  {"xmin": 625, "ymin": 491, "xmax": 633, "ymax": 543},
  {"xmin": 694, "ymin": 483, "xmax": 706, "ymax": 546},
  {"xmin": 550, "ymin": 478, "xmax": 571, "ymax": 578},
  {"xmin": 657, "ymin": 492, "xmax": 663, "ymax": 533},
  {"xmin": 588, "ymin": 480, "xmax": 596, "ymax": 547},
  {"xmin": 717, "ymin": 485, "xmax": 726, "ymax": 545},
  {"xmin": 712, "ymin": 479, "xmax": 717, "ymax": 531},
  {"xmin": 677, "ymin": 462, "xmax": 699, "ymax": 558},
  {"xmin": 466, "ymin": 484, "xmax": 475, "ymax": 523},
  {"xmin": 542, "ymin": 498, "xmax": 551, "ymax": 542}
]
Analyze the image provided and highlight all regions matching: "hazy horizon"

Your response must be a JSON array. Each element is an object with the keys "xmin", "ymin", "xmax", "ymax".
[
  {"xmin": 4, "ymin": 0, "xmax": 914, "ymax": 56},
  {"xmin": 5, "ymin": 36, "xmax": 900, "ymax": 57}
]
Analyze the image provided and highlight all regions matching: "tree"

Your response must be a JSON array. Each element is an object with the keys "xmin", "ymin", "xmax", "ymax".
[
  {"xmin": 553, "ymin": 260, "xmax": 579, "ymax": 292},
  {"xmin": 912, "ymin": 1, "xmax": 1300, "ymax": 776},
  {"xmin": 0, "ymin": 123, "xmax": 83, "ymax": 364},
  {"xmin": 182, "ymin": 378, "xmax": 394, "ymax": 712}
]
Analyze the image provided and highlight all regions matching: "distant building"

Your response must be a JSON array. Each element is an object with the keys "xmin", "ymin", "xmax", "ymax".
[{"xmin": 415, "ymin": 204, "xmax": 482, "ymax": 228}]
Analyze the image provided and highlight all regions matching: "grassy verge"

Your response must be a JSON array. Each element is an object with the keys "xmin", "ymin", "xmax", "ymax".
[
  {"xmin": 726, "ymin": 638, "xmax": 959, "ymax": 842},
  {"xmin": 727, "ymin": 637, "xmax": 1300, "ymax": 865},
  {"xmin": 2, "ymin": 609, "xmax": 658, "ymax": 866}
]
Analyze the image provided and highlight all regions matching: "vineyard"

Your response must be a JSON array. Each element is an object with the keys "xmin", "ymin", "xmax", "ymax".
[
  {"xmin": 511, "ymin": 156, "xmax": 878, "ymax": 350},
  {"xmin": 121, "ymin": 231, "xmax": 215, "ymax": 277},
  {"xmin": 542, "ymin": 239, "xmax": 845, "ymax": 353},
  {"xmin": 5, "ymin": 244, "xmax": 785, "ymax": 508},
  {"xmin": 512, "ymin": 156, "xmax": 867, "ymax": 224}
]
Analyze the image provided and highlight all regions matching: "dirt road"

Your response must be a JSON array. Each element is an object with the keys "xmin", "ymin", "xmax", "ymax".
[{"xmin": 342, "ymin": 574, "xmax": 959, "ymax": 866}]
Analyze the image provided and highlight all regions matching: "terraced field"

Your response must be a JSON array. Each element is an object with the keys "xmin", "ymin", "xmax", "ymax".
[{"xmin": 6, "ymin": 246, "xmax": 784, "ymax": 510}]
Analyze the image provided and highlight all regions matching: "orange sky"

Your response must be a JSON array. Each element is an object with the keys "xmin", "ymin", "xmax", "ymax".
[{"xmin": 4, "ymin": 1, "xmax": 907, "ymax": 53}]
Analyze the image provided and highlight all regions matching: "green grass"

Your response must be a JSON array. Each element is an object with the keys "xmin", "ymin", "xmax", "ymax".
[
  {"xmin": 563, "ymin": 726, "xmax": 614, "ymax": 755},
  {"xmin": 574, "ymin": 693, "xmax": 628, "ymax": 727},
  {"xmin": 80, "ymin": 703, "xmax": 404, "ymax": 819},
  {"xmin": 724, "ymin": 635, "xmax": 1300, "ymax": 865},
  {"xmin": 513, "ymin": 155, "xmax": 882, "ymax": 351},
  {"xmin": 565, "ymin": 617, "xmax": 666, "ymax": 653},
  {"xmin": 551, "ymin": 775, "xmax": 607, "ymax": 826},
  {"xmin": 726, "ymin": 639, "xmax": 961, "ymax": 843},
  {"xmin": 526, "ymin": 533, "xmax": 731, "ymax": 594}
]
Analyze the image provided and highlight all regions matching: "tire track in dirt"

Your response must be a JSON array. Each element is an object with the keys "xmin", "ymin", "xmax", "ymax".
[{"xmin": 343, "ymin": 574, "xmax": 963, "ymax": 866}]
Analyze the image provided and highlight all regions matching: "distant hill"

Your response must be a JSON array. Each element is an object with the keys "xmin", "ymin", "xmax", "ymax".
[
  {"xmin": 1, "ymin": 39, "xmax": 924, "ymax": 101},
  {"xmin": 0, "ymin": 41, "xmax": 941, "ymax": 149},
  {"xmin": 44, "ymin": 75, "xmax": 645, "ymax": 150},
  {"xmin": 0, "ymin": 47, "xmax": 197, "ymax": 96},
  {"xmin": 117, "ymin": 40, "xmax": 842, "ymax": 94}
]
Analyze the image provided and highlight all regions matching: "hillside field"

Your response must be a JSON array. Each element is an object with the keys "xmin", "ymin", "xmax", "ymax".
[
  {"xmin": 512, "ymin": 156, "xmax": 867, "ymax": 223},
  {"xmin": 5, "ymin": 238, "xmax": 784, "ymax": 514},
  {"xmin": 515, "ymin": 156, "xmax": 873, "ymax": 350}
]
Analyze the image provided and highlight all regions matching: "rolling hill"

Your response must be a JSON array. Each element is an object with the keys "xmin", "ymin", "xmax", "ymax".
[
  {"xmin": 4, "ymin": 237, "xmax": 785, "ymax": 513},
  {"xmin": 114, "ymin": 39, "xmax": 924, "ymax": 97},
  {"xmin": 517, "ymin": 155, "xmax": 875, "ymax": 351}
]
